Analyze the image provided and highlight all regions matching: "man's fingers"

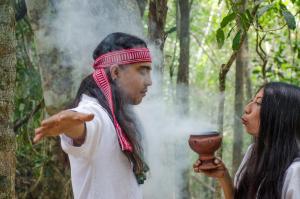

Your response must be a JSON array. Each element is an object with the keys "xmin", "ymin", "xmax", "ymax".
[
  {"xmin": 41, "ymin": 116, "xmax": 58, "ymax": 127},
  {"xmin": 78, "ymin": 113, "xmax": 94, "ymax": 122},
  {"xmin": 33, "ymin": 133, "xmax": 44, "ymax": 143}
]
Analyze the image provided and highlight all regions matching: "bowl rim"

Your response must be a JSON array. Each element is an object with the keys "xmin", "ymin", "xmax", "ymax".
[{"xmin": 189, "ymin": 131, "xmax": 220, "ymax": 138}]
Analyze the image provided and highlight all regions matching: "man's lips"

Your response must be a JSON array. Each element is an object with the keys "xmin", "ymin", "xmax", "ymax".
[{"xmin": 141, "ymin": 90, "xmax": 147, "ymax": 96}]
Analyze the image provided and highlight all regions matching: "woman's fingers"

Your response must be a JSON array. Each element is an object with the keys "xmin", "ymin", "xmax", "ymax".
[{"xmin": 193, "ymin": 159, "xmax": 202, "ymax": 168}]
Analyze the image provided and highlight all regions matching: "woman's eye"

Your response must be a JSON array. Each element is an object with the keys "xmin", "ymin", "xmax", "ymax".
[{"xmin": 255, "ymin": 101, "xmax": 262, "ymax": 106}]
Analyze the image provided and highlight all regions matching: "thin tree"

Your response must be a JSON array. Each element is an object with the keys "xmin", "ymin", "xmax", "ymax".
[
  {"xmin": 0, "ymin": 0, "xmax": 16, "ymax": 198},
  {"xmin": 148, "ymin": 0, "xmax": 168, "ymax": 78},
  {"xmin": 176, "ymin": 0, "xmax": 191, "ymax": 198},
  {"xmin": 176, "ymin": 0, "xmax": 191, "ymax": 115},
  {"xmin": 232, "ymin": 0, "xmax": 248, "ymax": 176}
]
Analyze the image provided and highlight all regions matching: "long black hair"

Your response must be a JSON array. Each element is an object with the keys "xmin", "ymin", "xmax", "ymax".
[
  {"xmin": 71, "ymin": 32, "xmax": 148, "ymax": 180},
  {"xmin": 234, "ymin": 82, "xmax": 300, "ymax": 199}
]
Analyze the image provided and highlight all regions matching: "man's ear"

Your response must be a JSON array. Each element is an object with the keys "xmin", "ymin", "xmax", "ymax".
[{"xmin": 110, "ymin": 64, "xmax": 119, "ymax": 80}]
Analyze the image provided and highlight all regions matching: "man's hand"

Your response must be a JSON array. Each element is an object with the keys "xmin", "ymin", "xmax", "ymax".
[{"xmin": 34, "ymin": 110, "xmax": 94, "ymax": 143}]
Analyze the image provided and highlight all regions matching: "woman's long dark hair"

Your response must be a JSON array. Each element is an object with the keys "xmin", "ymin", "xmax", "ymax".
[
  {"xmin": 71, "ymin": 32, "xmax": 147, "ymax": 175},
  {"xmin": 234, "ymin": 82, "xmax": 300, "ymax": 199}
]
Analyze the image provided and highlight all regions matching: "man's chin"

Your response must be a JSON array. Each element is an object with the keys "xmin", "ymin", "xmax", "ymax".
[{"xmin": 130, "ymin": 97, "xmax": 143, "ymax": 105}]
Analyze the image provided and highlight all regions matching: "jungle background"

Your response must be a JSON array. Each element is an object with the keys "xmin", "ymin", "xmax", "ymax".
[{"xmin": 0, "ymin": 0, "xmax": 300, "ymax": 198}]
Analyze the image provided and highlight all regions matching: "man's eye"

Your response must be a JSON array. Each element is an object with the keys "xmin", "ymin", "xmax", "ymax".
[{"xmin": 139, "ymin": 68, "xmax": 148, "ymax": 74}]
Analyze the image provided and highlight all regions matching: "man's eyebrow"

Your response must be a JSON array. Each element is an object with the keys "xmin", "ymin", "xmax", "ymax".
[{"xmin": 140, "ymin": 65, "xmax": 152, "ymax": 70}]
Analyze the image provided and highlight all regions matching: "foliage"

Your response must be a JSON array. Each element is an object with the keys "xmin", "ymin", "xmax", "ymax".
[{"xmin": 13, "ymin": 0, "xmax": 300, "ymax": 198}]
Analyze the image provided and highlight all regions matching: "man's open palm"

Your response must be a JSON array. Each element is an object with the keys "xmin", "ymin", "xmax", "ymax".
[{"xmin": 34, "ymin": 110, "xmax": 94, "ymax": 143}]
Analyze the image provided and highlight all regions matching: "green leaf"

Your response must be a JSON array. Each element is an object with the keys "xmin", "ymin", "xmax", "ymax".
[
  {"xmin": 216, "ymin": 28, "xmax": 225, "ymax": 48},
  {"xmin": 257, "ymin": 4, "xmax": 274, "ymax": 18},
  {"xmin": 227, "ymin": 26, "xmax": 235, "ymax": 38},
  {"xmin": 232, "ymin": 30, "xmax": 241, "ymax": 51},
  {"xmin": 220, "ymin": 13, "xmax": 236, "ymax": 28},
  {"xmin": 246, "ymin": 9, "xmax": 253, "ymax": 22},
  {"xmin": 282, "ymin": 10, "xmax": 296, "ymax": 30},
  {"xmin": 240, "ymin": 13, "xmax": 250, "ymax": 30}
]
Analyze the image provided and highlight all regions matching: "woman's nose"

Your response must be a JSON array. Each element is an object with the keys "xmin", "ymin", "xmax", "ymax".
[{"xmin": 244, "ymin": 103, "xmax": 251, "ymax": 114}]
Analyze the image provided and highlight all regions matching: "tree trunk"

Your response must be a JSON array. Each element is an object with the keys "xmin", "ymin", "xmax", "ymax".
[
  {"xmin": 136, "ymin": 0, "xmax": 147, "ymax": 17},
  {"xmin": 176, "ymin": 0, "xmax": 191, "ymax": 198},
  {"xmin": 0, "ymin": 0, "xmax": 16, "ymax": 198},
  {"xmin": 245, "ymin": 61, "xmax": 252, "ymax": 101},
  {"xmin": 148, "ymin": 0, "xmax": 168, "ymax": 78},
  {"xmin": 232, "ymin": 0, "xmax": 248, "ymax": 176},
  {"xmin": 176, "ymin": 0, "xmax": 190, "ymax": 115},
  {"xmin": 25, "ymin": 1, "xmax": 73, "ymax": 197},
  {"xmin": 25, "ymin": 0, "xmax": 74, "ymax": 115}
]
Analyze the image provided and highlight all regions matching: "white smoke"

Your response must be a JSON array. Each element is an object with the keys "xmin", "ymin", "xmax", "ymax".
[{"xmin": 41, "ymin": 0, "xmax": 220, "ymax": 198}]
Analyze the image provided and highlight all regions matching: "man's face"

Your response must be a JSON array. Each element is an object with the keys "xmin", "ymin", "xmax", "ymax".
[{"xmin": 115, "ymin": 62, "xmax": 152, "ymax": 105}]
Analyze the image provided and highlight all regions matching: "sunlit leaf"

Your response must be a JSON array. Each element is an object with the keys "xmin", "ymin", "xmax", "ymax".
[{"xmin": 257, "ymin": 4, "xmax": 274, "ymax": 18}]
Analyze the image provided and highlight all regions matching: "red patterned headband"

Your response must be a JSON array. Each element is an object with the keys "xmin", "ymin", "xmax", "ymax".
[
  {"xmin": 93, "ymin": 47, "xmax": 152, "ymax": 69},
  {"xmin": 92, "ymin": 47, "xmax": 151, "ymax": 152}
]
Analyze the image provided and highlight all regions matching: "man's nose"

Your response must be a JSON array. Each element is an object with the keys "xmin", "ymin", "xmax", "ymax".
[{"xmin": 145, "ymin": 74, "xmax": 152, "ymax": 86}]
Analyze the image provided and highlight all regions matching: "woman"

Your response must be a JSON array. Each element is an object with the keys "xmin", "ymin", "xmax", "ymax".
[
  {"xmin": 194, "ymin": 82, "xmax": 300, "ymax": 199},
  {"xmin": 34, "ymin": 32, "xmax": 152, "ymax": 199}
]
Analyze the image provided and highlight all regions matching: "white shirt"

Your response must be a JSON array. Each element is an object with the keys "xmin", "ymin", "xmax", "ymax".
[
  {"xmin": 60, "ymin": 94, "xmax": 142, "ymax": 199},
  {"xmin": 234, "ymin": 144, "xmax": 300, "ymax": 199}
]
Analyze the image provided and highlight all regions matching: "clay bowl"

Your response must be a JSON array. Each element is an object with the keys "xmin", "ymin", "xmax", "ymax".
[{"xmin": 188, "ymin": 131, "xmax": 222, "ymax": 170}]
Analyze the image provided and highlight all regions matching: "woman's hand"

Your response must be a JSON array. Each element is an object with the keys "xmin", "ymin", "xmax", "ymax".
[
  {"xmin": 33, "ymin": 110, "xmax": 94, "ymax": 143},
  {"xmin": 193, "ymin": 158, "xmax": 234, "ymax": 199},
  {"xmin": 193, "ymin": 158, "xmax": 227, "ymax": 178}
]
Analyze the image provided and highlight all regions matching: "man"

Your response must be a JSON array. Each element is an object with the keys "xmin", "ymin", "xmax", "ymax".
[{"xmin": 34, "ymin": 32, "xmax": 152, "ymax": 198}]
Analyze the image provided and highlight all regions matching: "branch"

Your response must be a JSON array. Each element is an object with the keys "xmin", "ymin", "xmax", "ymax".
[
  {"xmin": 13, "ymin": 99, "xmax": 45, "ymax": 133},
  {"xmin": 191, "ymin": 33, "xmax": 218, "ymax": 66}
]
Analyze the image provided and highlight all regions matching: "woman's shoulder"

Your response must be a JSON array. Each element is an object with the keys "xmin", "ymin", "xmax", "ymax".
[
  {"xmin": 286, "ymin": 157, "xmax": 300, "ymax": 174},
  {"xmin": 281, "ymin": 157, "xmax": 300, "ymax": 199}
]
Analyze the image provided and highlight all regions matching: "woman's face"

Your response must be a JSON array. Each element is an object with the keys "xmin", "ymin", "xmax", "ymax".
[{"xmin": 241, "ymin": 89, "xmax": 264, "ymax": 137}]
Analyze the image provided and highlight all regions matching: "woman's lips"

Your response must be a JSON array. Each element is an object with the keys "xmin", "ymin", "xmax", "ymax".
[{"xmin": 241, "ymin": 117, "xmax": 248, "ymax": 125}]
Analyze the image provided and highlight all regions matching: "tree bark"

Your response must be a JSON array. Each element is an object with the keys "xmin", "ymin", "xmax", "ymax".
[
  {"xmin": 0, "ymin": 0, "xmax": 16, "ymax": 198},
  {"xmin": 148, "ymin": 0, "xmax": 168, "ymax": 77},
  {"xmin": 136, "ymin": 0, "xmax": 147, "ymax": 17},
  {"xmin": 176, "ymin": 0, "xmax": 190, "ymax": 115},
  {"xmin": 245, "ymin": 61, "xmax": 252, "ymax": 101}
]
